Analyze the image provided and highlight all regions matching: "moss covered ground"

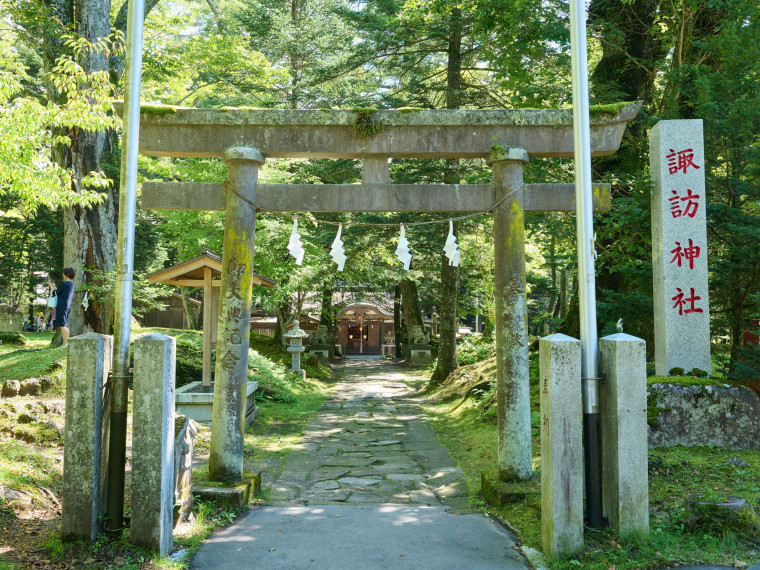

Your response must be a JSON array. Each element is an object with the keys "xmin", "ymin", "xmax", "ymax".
[{"xmin": 419, "ymin": 349, "xmax": 760, "ymax": 569}]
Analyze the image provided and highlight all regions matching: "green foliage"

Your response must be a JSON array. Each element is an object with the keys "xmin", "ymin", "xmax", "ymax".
[
  {"xmin": 0, "ymin": 30, "xmax": 120, "ymax": 211},
  {"xmin": 353, "ymin": 107, "xmax": 381, "ymax": 137},
  {"xmin": 456, "ymin": 333, "xmax": 494, "ymax": 366},
  {"xmin": 687, "ymin": 368, "xmax": 709, "ymax": 378},
  {"xmin": 669, "ymin": 367, "xmax": 685, "ymax": 376}
]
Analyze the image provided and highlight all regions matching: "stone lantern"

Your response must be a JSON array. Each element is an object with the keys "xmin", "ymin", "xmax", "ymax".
[{"xmin": 284, "ymin": 323, "xmax": 309, "ymax": 379}]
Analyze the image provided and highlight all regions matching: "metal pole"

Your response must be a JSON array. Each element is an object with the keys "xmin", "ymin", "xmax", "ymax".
[
  {"xmin": 569, "ymin": 0, "xmax": 603, "ymax": 528},
  {"xmin": 105, "ymin": 0, "xmax": 145, "ymax": 532}
]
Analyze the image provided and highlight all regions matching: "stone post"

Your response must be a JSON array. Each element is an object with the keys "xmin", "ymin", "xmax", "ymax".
[
  {"xmin": 599, "ymin": 333, "xmax": 649, "ymax": 537},
  {"xmin": 62, "ymin": 333, "xmax": 112, "ymax": 542},
  {"xmin": 650, "ymin": 120, "xmax": 710, "ymax": 376},
  {"xmin": 539, "ymin": 334, "xmax": 583, "ymax": 557},
  {"xmin": 130, "ymin": 334, "xmax": 176, "ymax": 555},
  {"xmin": 209, "ymin": 147, "xmax": 264, "ymax": 482},
  {"xmin": 491, "ymin": 148, "xmax": 532, "ymax": 481}
]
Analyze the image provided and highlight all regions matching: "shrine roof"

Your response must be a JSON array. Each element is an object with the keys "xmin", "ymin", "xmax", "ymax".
[{"xmin": 146, "ymin": 250, "xmax": 275, "ymax": 289}]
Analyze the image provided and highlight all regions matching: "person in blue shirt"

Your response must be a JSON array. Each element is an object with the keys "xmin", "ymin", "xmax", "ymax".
[{"xmin": 48, "ymin": 267, "xmax": 75, "ymax": 346}]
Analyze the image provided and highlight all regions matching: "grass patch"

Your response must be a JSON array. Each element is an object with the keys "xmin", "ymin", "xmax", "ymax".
[
  {"xmin": 421, "ymin": 354, "xmax": 760, "ymax": 569},
  {"xmin": 0, "ymin": 438, "xmax": 62, "ymax": 497},
  {"xmin": 0, "ymin": 333, "xmax": 66, "ymax": 382}
]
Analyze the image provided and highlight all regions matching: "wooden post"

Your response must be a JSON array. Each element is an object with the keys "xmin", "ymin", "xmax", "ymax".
[
  {"xmin": 491, "ymin": 148, "xmax": 533, "ymax": 481},
  {"xmin": 203, "ymin": 266, "xmax": 212, "ymax": 389}
]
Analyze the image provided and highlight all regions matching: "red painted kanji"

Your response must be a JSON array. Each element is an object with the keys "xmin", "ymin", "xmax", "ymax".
[
  {"xmin": 669, "ymin": 189, "xmax": 700, "ymax": 219},
  {"xmin": 672, "ymin": 287, "xmax": 703, "ymax": 315},
  {"xmin": 667, "ymin": 148, "xmax": 701, "ymax": 175},
  {"xmin": 670, "ymin": 238, "xmax": 701, "ymax": 270}
]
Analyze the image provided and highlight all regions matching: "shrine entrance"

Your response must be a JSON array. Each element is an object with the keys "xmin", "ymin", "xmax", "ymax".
[
  {"xmin": 134, "ymin": 102, "xmax": 639, "ymax": 482},
  {"xmin": 337, "ymin": 302, "xmax": 394, "ymax": 355}
]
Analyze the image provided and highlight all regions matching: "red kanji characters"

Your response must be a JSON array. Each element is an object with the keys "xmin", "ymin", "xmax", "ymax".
[
  {"xmin": 669, "ymin": 189, "xmax": 700, "ymax": 219},
  {"xmin": 667, "ymin": 148, "xmax": 701, "ymax": 175},
  {"xmin": 670, "ymin": 238, "xmax": 701, "ymax": 270},
  {"xmin": 672, "ymin": 287, "xmax": 703, "ymax": 315}
]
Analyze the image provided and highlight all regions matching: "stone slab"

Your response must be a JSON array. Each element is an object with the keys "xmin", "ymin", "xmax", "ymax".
[
  {"xmin": 650, "ymin": 119, "xmax": 710, "ymax": 376},
  {"xmin": 599, "ymin": 333, "xmax": 649, "ymax": 538},
  {"xmin": 61, "ymin": 333, "xmax": 113, "ymax": 542},
  {"xmin": 538, "ymin": 333, "xmax": 583, "ymax": 557},
  {"xmin": 192, "ymin": 482, "xmax": 251, "ymax": 512},
  {"xmin": 130, "ymin": 334, "xmax": 176, "ymax": 555}
]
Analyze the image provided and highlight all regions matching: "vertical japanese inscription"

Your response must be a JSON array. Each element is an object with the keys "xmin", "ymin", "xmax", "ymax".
[
  {"xmin": 650, "ymin": 120, "xmax": 711, "ymax": 375},
  {"xmin": 222, "ymin": 257, "xmax": 246, "ymax": 371}
]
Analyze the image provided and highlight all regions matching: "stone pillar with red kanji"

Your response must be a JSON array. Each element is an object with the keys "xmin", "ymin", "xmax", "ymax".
[{"xmin": 650, "ymin": 120, "xmax": 711, "ymax": 376}]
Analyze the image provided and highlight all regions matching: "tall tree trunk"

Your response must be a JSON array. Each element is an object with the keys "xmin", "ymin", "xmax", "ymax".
[
  {"xmin": 44, "ymin": 0, "xmax": 162, "ymax": 337},
  {"xmin": 393, "ymin": 284, "xmax": 402, "ymax": 358},
  {"xmin": 320, "ymin": 287, "xmax": 336, "ymax": 357},
  {"xmin": 429, "ymin": 6, "xmax": 462, "ymax": 382},
  {"xmin": 44, "ymin": 0, "xmax": 118, "ymax": 336},
  {"xmin": 430, "ymin": 223, "xmax": 458, "ymax": 386},
  {"xmin": 400, "ymin": 278, "xmax": 424, "ymax": 358},
  {"xmin": 180, "ymin": 287, "xmax": 200, "ymax": 330}
]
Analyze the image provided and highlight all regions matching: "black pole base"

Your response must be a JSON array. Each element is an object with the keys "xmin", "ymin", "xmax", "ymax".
[{"xmin": 583, "ymin": 411, "xmax": 603, "ymax": 528}]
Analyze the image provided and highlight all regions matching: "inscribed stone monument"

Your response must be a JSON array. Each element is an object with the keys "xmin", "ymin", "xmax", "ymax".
[{"xmin": 650, "ymin": 120, "xmax": 710, "ymax": 376}]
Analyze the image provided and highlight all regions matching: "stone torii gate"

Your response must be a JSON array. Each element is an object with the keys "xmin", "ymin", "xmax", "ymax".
[{"xmin": 135, "ymin": 103, "xmax": 639, "ymax": 483}]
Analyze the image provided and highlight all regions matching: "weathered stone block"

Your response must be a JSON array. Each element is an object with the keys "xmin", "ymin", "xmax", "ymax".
[
  {"xmin": 2, "ymin": 380, "xmax": 20, "ymax": 398},
  {"xmin": 192, "ymin": 481, "xmax": 251, "ymax": 512},
  {"xmin": 175, "ymin": 380, "xmax": 258, "ymax": 426},
  {"xmin": 539, "ymin": 333, "xmax": 583, "ymax": 557},
  {"xmin": 599, "ymin": 333, "xmax": 649, "ymax": 538},
  {"xmin": 648, "ymin": 383, "xmax": 760, "ymax": 449},
  {"xmin": 685, "ymin": 495, "xmax": 760, "ymax": 539},
  {"xmin": 19, "ymin": 378, "xmax": 39, "ymax": 396},
  {"xmin": 62, "ymin": 333, "xmax": 112, "ymax": 542},
  {"xmin": 410, "ymin": 345, "xmax": 432, "ymax": 365},
  {"xmin": 650, "ymin": 120, "xmax": 710, "ymax": 376},
  {"xmin": 479, "ymin": 470, "xmax": 534, "ymax": 507},
  {"xmin": 130, "ymin": 333, "xmax": 176, "ymax": 556}
]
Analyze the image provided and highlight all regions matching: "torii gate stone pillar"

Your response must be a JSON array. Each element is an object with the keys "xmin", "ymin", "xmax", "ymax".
[
  {"xmin": 209, "ymin": 147, "xmax": 263, "ymax": 482},
  {"xmin": 490, "ymin": 148, "xmax": 532, "ymax": 480}
]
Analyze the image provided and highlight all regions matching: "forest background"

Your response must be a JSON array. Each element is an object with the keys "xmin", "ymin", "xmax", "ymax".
[{"xmin": 1, "ymin": 0, "xmax": 759, "ymax": 381}]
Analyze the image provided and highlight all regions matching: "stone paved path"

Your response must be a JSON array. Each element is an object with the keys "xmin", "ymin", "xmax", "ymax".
[
  {"xmin": 190, "ymin": 359, "xmax": 529, "ymax": 569},
  {"xmin": 269, "ymin": 359, "xmax": 470, "ymax": 508}
]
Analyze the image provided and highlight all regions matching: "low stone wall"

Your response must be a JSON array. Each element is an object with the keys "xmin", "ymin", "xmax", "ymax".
[{"xmin": 648, "ymin": 382, "xmax": 760, "ymax": 450}]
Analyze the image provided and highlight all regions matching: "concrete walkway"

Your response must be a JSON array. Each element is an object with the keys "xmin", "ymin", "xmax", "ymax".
[{"xmin": 191, "ymin": 360, "xmax": 529, "ymax": 569}]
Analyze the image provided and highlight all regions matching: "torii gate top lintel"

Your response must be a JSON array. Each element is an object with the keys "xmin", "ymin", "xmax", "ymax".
[{"xmin": 130, "ymin": 101, "xmax": 641, "ymax": 160}]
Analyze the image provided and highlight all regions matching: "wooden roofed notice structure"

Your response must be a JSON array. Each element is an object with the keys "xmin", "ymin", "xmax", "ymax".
[{"xmin": 147, "ymin": 249, "xmax": 275, "ymax": 388}]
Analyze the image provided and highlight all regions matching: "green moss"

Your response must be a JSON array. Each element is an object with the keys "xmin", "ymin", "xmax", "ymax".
[
  {"xmin": 489, "ymin": 143, "xmax": 512, "ymax": 162},
  {"xmin": 647, "ymin": 375, "xmax": 731, "ymax": 388},
  {"xmin": 588, "ymin": 101, "xmax": 634, "ymax": 118},
  {"xmin": 353, "ymin": 107, "xmax": 381, "ymax": 137},
  {"xmin": 0, "ymin": 333, "xmax": 24, "ymax": 346},
  {"xmin": 139, "ymin": 104, "xmax": 177, "ymax": 115},
  {"xmin": 396, "ymin": 107, "xmax": 424, "ymax": 114},
  {"xmin": 647, "ymin": 388, "xmax": 670, "ymax": 427}
]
